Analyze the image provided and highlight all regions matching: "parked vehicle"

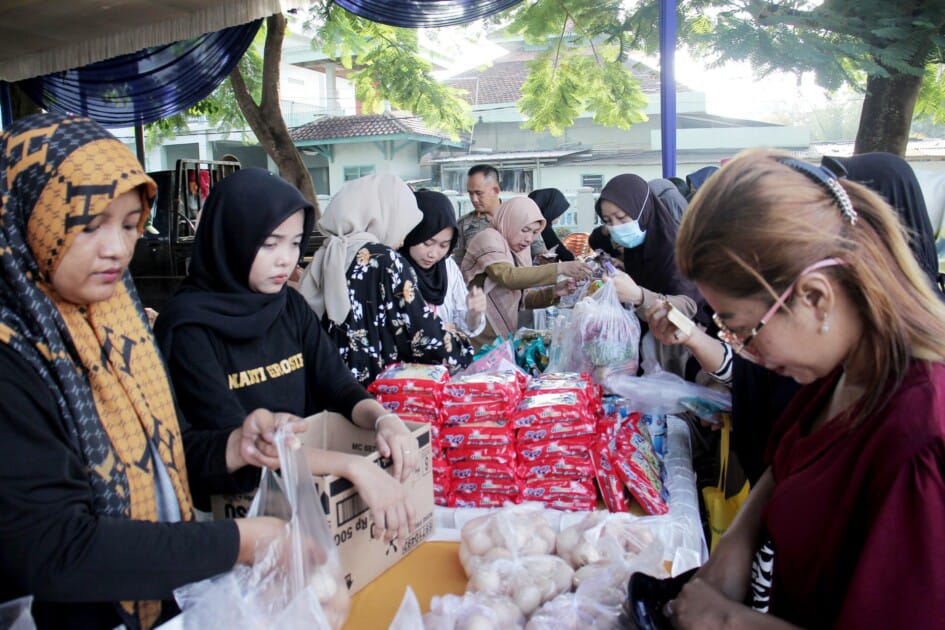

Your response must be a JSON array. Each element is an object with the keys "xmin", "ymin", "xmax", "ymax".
[{"xmin": 131, "ymin": 159, "xmax": 240, "ymax": 309}]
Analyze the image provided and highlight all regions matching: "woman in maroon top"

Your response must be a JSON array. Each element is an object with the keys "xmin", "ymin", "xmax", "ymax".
[{"xmin": 666, "ymin": 149, "xmax": 945, "ymax": 628}]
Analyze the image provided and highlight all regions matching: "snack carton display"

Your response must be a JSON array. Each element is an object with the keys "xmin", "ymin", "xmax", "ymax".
[{"xmin": 211, "ymin": 412, "xmax": 434, "ymax": 595}]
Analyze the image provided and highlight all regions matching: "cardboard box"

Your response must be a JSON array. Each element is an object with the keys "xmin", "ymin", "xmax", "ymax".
[{"xmin": 211, "ymin": 412, "xmax": 434, "ymax": 595}]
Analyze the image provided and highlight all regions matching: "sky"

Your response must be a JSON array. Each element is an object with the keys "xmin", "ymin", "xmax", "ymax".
[{"xmin": 645, "ymin": 49, "xmax": 858, "ymax": 122}]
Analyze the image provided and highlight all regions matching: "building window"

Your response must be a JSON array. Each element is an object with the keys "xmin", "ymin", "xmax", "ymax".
[
  {"xmin": 344, "ymin": 165, "xmax": 375, "ymax": 181},
  {"xmin": 581, "ymin": 174, "xmax": 603, "ymax": 192},
  {"xmin": 442, "ymin": 167, "xmax": 534, "ymax": 193}
]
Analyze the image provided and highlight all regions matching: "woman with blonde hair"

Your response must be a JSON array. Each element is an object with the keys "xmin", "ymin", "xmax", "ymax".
[
  {"xmin": 665, "ymin": 149, "xmax": 945, "ymax": 628},
  {"xmin": 300, "ymin": 174, "xmax": 470, "ymax": 384},
  {"xmin": 461, "ymin": 196, "xmax": 593, "ymax": 348}
]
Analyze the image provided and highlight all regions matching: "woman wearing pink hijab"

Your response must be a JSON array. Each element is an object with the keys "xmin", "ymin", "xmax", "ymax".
[{"xmin": 461, "ymin": 197, "xmax": 592, "ymax": 348}]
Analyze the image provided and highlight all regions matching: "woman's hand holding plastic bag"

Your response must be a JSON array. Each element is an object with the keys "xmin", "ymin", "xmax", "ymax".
[
  {"xmin": 175, "ymin": 425, "xmax": 350, "ymax": 629},
  {"xmin": 226, "ymin": 408, "xmax": 308, "ymax": 472},
  {"xmin": 548, "ymin": 278, "xmax": 641, "ymax": 380}
]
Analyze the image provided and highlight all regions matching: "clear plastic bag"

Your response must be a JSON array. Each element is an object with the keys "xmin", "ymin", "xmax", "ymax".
[
  {"xmin": 388, "ymin": 586, "xmax": 423, "ymax": 630},
  {"xmin": 602, "ymin": 363, "xmax": 731, "ymax": 414},
  {"xmin": 463, "ymin": 339, "xmax": 528, "ymax": 378},
  {"xmin": 424, "ymin": 592, "xmax": 525, "ymax": 629},
  {"xmin": 174, "ymin": 426, "xmax": 350, "ymax": 629},
  {"xmin": 547, "ymin": 280, "xmax": 641, "ymax": 379},
  {"xmin": 555, "ymin": 512, "xmax": 659, "ymax": 570},
  {"xmin": 524, "ymin": 566, "xmax": 626, "ymax": 630},
  {"xmin": 466, "ymin": 554, "xmax": 574, "ymax": 618},
  {"xmin": 0, "ymin": 596, "xmax": 35, "ymax": 630},
  {"xmin": 458, "ymin": 502, "xmax": 556, "ymax": 576}
]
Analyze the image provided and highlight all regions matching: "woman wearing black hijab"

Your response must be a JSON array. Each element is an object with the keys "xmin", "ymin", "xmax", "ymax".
[
  {"xmin": 528, "ymin": 188, "xmax": 576, "ymax": 261},
  {"xmin": 400, "ymin": 190, "xmax": 486, "ymax": 338},
  {"xmin": 822, "ymin": 152, "xmax": 945, "ymax": 296},
  {"xmin": 155, "ymin": 168, "xmax": 419, "ymax": 541},
  {"xmin": 595, "ymin": 173, "xmax": 711, "ymax": 329}
]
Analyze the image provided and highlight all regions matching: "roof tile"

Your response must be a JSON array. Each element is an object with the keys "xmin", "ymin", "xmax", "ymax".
[{"xmin": 290, "ymin": 110, "xmax": 448, "ymax": 142}]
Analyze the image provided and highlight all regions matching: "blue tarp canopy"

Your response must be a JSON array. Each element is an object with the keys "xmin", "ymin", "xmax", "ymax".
[
  {"xmin": 19, "ymin": 21, "xmax": 260, "ymax": 127},
  {"xmin": 334, "ymin": 0, "xmax": 524, "ymax": 27}
]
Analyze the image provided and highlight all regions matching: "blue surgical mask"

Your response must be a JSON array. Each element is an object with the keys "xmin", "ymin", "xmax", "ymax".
[
  {"xmin": 608, "ymin": 189, "xmax": 648, "ymax": 249},
  {"xmin": 610, "ymin": 220, "xmax": 646, "ymax": 249}
]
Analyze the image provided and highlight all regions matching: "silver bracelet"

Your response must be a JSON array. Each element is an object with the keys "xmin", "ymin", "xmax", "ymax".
[{"xmin": 374, "ymin": 413, "xmax": 399, "ymax": 432}]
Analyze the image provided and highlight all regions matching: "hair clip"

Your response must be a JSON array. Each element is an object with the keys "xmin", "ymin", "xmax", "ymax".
[{"xmin": 776, "ymin": 157, "xmax": 858, "ymax": 225}]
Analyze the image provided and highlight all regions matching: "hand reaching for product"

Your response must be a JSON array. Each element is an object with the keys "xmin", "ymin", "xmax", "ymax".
[
  {"xmin": 557, "ymin": 260, "xmax": 594, "ymax": 281},
  {"xmin": 554, "ymin": 277, "xmax": 578, "ymax": 297}
]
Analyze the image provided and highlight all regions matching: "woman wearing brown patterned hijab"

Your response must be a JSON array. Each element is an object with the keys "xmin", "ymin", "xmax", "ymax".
[{"xmin": 0, "ymin": 113, "xmax": 290, "ymax": 630}]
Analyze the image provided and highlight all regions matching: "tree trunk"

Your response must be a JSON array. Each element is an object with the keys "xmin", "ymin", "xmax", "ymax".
[
  {"xmin": 854, "ymin": 69, "xmax": 922, "ymax": 156},
  {"xmin": 230, "ymin": 13, "xmax": 321, "ymax": 220}
]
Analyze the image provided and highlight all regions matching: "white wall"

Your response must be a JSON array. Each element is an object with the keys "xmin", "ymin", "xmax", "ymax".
[
  {"xmin": 652, "ymin": 125, "xmax": 810, "ymax": 151},
  {"xmin": 329, "ymin": 143, "xmax": 431, "ymax": 194}
]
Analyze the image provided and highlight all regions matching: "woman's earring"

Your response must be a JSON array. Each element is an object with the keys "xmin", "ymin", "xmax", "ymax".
[{"xmin": 819, "ymin": 313, "xmax": 830, "ymax": 334}]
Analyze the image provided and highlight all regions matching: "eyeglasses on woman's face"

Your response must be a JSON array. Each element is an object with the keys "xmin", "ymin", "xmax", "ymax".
[{"xmin": 712, "ymin": 258, "xmax": 845, "ymax": 362}]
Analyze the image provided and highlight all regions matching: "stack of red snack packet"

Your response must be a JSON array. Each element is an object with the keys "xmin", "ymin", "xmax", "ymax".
[
  {"xmin": 513, "ymin": 373, "xmax": 602, "ymax": 511},
  {"xmin": 592, "ymin": 411, "xmax": 668, "ymax": 515},
  {"xmin": 367, "ymin": 362, "xmax": 449, "ymax": 472},
  {"xmin": 438, "ymin": 370, "xmax": 525, "ymax": 507}
]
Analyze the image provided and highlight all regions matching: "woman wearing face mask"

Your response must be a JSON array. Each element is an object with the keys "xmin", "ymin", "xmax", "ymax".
[
  {"xmin": 399, "ymin": 190, "xmax": 487, "ymax": 338},
  {"xmin": 155, "ymin": 168, "xmax": 419, "ymax": 543},
  {"xmin": 595, "ymin": 173, "xmax": 707, "ymax": 326},
  {"xmin": 461, "ymin": 197, "xmax": 593, "ymax": 349},
  {"xmin": 0, "ymin": 114, "xmax": 292, "ymax": 630},
  {"xmin": 300, "ymin": 174, "xmax": 471, "ymax": 385}
]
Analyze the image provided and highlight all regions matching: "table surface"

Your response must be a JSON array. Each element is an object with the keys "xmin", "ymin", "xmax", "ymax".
[{"xmin": 344, "ymin": 541, "xmax": 465, "ymax": 628}]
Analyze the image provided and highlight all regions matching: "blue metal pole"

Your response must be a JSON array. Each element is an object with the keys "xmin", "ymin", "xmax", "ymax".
[{"xmin": 659, "ymin": 0, "xmax": 677, "ymax": 178}]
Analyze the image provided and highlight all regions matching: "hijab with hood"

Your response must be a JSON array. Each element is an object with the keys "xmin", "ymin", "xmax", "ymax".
[
  {"xmin": 461, "ymin": 196, "xmax": 546, "ymax": 337},
  {"xmin": 595, "ymin": 173, "xmax": 701, "ymax": 304},
  {"xmin": 821, "ymin": 152, "xmax": 944, "ymax": 295},
  {"xmin": 528, "ymin": 188, "xmax": 575, "ymax": 261},
  {"xmin": 300, "ymin": 173, "xmax": 421, "ymax": 325},
  {"xmin": 0, "ymin": 113, "xmax": 191, "ymax": 629},
  {"xmin": 154, "ymin": 167, "xmax": 315, "ymax": 357},
  {"xmin": 400, "ymin": 190, "xmax": 458, "ymax": 306}
]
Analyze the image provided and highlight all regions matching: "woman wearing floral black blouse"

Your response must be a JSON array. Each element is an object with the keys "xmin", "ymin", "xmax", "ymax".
[{"xmin": 300, "ymin": 174, "xmax": 472, "ymax": 385}]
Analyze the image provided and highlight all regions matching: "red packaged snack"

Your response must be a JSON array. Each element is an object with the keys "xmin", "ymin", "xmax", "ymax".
[
  {"xmin": 517, "ymin": 437, "xmax": 591, "ymax": 461},
  {"xmin": 367, "ymin": 362, "xmax": 450, "ymax": 397},
  {"xmin": 512, "ymin": 392, "xmax": 590, "ymax": 428},
  {"xmin": 525, "ymin": 373, "xmax": 597, "ymax": 400},
  {"xmin": 433, "ymin": 478, "xmax": 451, "ymax": 502},
  {"xmin": 447, "ymin": 492, "xmax": 514, "ymax": 509},
  {"xmin": 375, "ymin": 394, "xmax": 440, "ymax": 421},
  {"xmin": 445, "ymin": 444, "xmax": 517, "ymax": 466},
  {"xmin": 590, "ymin": 438, "xmax": 630, "ymax": 513},
  {"xmin": 442, "ymin": 370, "xmax": 524, "ymax": 402},
  {"xmin": 441, "ymin": 399, "xmax": 512, "ymax": 427},
  {"xmin": 521, "ymin": 477, "xmax": 597, "ymax": 502},
  {"xmin": 541, "ymin": 496, "xmax": 599, "ymax": 512},
  {"xmin": 614, "ymin": 415, "xmax": 662, "ymax": 479},
  {"xmin": 441, "ymin": 424, "xmax": 514, "ymax": 449},
  {"xmin": 516, "ymin": 456, "xmax": 596, "ymax": 480},
  {"xmin": 452, "ymin": 460, "xmax": 516, "ymax": 480},
  {"xmin": 613, "ymin": 456, "xmax": 668, "ymax": 516},
  {"xmin": 516, "ymin": 419, "xmax": 597, "ymax": 443},
  {"xmin": 432, "ymin": 456, "xmax": 451, "ymax": 478},
  {"xmin": 450, "ymin": 477, "xmax": 520, "ymax": 497}
]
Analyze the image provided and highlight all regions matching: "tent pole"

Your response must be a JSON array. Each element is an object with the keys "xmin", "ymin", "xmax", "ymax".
[{"xmin": 659, "ymin": 0, "xmax": 677, "ymax": 178}]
